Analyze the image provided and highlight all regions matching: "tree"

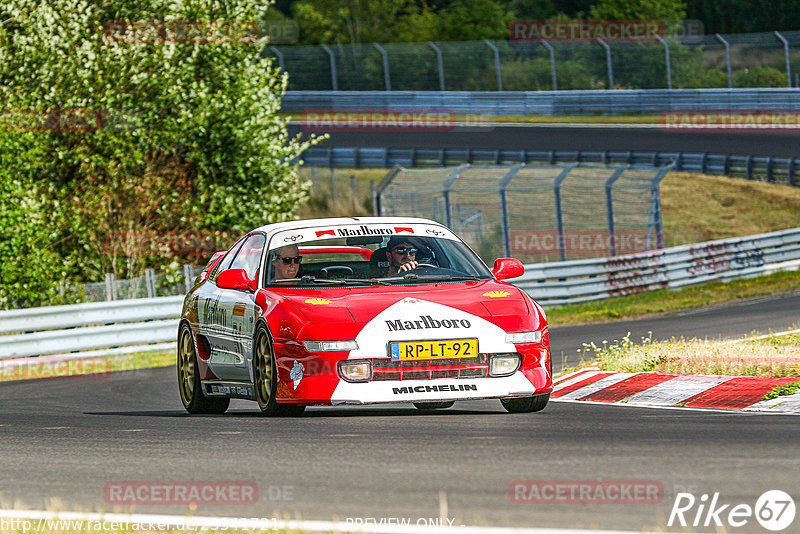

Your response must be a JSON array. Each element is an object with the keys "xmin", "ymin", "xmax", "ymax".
[
  {"xmin": 435, "ymin": 0, "xmax": 511, "ymax": 41},
  {"xmin": 589, "ymin": 0, "xmax": 687, "ymax": 20},
  {"xmin": 293, "ymin": 0, "xmax": 437, "ymax": 44},
  {"xmin": 0, "ymin": 0, "xmax": 321, "ymax": 307}
]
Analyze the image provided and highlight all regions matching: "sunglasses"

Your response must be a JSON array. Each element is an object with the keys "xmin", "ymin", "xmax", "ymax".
[
  {"xmin": 391, "ymin": 247, "xmax": 417, "ymax": 255},
  {"xmin": 277, "ymin": 256, "xmax": 302, "ymax": 265}
]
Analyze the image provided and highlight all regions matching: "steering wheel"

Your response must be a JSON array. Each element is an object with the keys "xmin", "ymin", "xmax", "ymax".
[
  {"xmin": 320, "ymin": 265, "xmax": 354, "ymax": 279},
  {"xmin": 400, "ymin": 262, "xmax": 438, "ymax": 273}
]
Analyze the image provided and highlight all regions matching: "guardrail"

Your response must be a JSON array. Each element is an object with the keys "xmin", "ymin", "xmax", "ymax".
[
  {"xmin": 302, "ymin": 147, "xmax": 798, "ymax": 186},
  {"xmin": 513, "ymin": 227, "xmax": 800, "ymax": 307},
  {"xmin": 3, "ymin": 229, "xmax": 800, "ymax": 358},
  {"xmin": 283, "ymin": 89, "xmax": 800, "ymax": 115},
  {"xmin": 0, "ymin": 296, "xmax": 183, "ymax": 359}
]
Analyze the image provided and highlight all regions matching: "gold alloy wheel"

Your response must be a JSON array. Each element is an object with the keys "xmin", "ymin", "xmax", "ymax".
[
  {"xmin": 178, "ymin": 328, "xmax": 195, "ymax": 405},
  {"xmin": 255, "ymin": 331, "xmax": 273, "ymax": 404}
]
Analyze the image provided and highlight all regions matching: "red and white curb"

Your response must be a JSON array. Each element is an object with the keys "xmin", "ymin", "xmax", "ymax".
[{"xmin": 552, "ymin": 367, "xmax": 800, "ymax": 414}]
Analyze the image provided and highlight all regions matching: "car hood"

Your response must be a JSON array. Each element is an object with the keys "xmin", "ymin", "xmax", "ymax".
[{"xmin": 279, "ymin": 280, "xmax": 533, "ymax": 326}]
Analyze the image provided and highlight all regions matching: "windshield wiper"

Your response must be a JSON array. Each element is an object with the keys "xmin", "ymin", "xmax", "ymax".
[
  {"xmin": 274, "ymin": 276, "xmax": 392, "ymax": 286},
  {"xmin": 384, "ymin": 274, "xmax": 485, "ymax": 282}
]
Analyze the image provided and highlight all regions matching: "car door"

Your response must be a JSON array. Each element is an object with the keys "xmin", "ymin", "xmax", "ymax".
[
  {"xmin": 217, "ymin": 233, "xmax": 266, "ymax": 382},
  {"xmin": 197, "ymin": 235, "xmax": 252, "ymax": 382}
]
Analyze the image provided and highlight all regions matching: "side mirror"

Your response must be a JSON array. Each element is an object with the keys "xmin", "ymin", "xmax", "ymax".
[
  {"xmin": 217, "ymin": 269, "xmax": 255, "ymax": 291},
  {"xmin": 492, "ymin": 258, "xmax": 524, "ymax": 280}
]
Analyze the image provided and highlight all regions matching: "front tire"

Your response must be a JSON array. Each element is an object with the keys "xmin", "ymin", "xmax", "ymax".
[
  {"xmin": 413, "ymin": 401, "xmax": 455, "ymax": 410},
  {"xmin": 177, "ymin": 324, "xmax": 229, "ymax": 415},
  {"xmin": 501, "ymin": 393, "xmax": 549, "ymax": 413},
  {"xmin": 253, "ymin": 326, "xmax": 305, "ymax": 417}
]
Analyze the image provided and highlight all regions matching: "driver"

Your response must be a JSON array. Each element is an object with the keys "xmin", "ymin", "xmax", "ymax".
[
  {"xmin": 271, "ymin": 244, "xmax": 302, "ymax": 281},
  {"xmin": 385, "ymin": 236, "xmax": 420, "ymax": 275}
]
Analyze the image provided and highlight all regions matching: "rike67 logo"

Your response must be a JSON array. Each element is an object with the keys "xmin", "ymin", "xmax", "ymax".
[{"xmin": 669, "ymin": 490, "xmax": 796, "ymax": 531}]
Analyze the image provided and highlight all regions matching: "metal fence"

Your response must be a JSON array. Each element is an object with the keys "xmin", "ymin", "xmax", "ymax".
[
  {"xmin": 59, "ymin": 265, "xmax": 203, "ymax": 304},
  {"xmin": 305, "ymin": 166, "xmax": 376, "ymax": 214},
  {"xmin": 4, "ymin": 228, "xmax": 798, "ymax": 360},
  {"xmin": 282, "ymin": 88, "xmax": 800, "ymax": 115},
  {"xmin": 301, "ymin": 147, "xmax": 799, "ymax": 187},
  {"xmin": 270, "ymin": 31, "xmax": 800, "ymax": 92},
  {"xmin": 375, "ymin": 163, "xmax": 671, "ymax": 263},
  {"xmin": 0, "ymin": 296, "xmax": 182, "ymax": 359},
  {"xmin": 515, "ymin": 227, "xmax": 800, "ymax": 307}
]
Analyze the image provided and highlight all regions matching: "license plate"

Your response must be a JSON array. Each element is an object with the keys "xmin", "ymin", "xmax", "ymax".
[{"xmin": 389, "ymin": 339, "xmax": 478, "ymax": 361}]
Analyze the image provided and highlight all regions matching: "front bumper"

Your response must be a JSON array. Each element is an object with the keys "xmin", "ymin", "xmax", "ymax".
[
  {"xmin": 330, "ymin": 370, "xmax": 549, "ymax": 405},
  {"xmin": 274, "ymin": 341, "xmax": 552, "ymax": 405}
]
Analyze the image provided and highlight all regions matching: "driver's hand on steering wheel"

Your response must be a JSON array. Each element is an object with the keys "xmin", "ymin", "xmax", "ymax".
[{"xmin": 398, "ymin": 260, "xmax": 419, "ymax": 272}]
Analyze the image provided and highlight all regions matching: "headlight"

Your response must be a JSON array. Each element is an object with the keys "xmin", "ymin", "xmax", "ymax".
[
  {"xmin": 303, "ymin": 340, "xmax": 359, "ymax": 352},
  {"xmin": 338, "ymin": 360, "xmax": 372, "ymax": 382},
  {"xmin": 489, "ymin": 353, "xmax": 521, "ymax": 377},
  {"xmin": 505, "ymin": 331, "xmax": 542, "ymax": 344}
]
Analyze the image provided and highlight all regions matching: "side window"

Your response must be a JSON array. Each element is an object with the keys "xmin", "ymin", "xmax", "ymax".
[
  {"xmin": 228, "ymin": 234, "xmax": 266, "ymax": 281},
  {"xmin": 211, "ymin": 238, "xmax": 245, "ymax": 281}
]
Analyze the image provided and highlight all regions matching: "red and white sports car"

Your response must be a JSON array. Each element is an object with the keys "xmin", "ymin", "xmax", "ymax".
[{"xmin": 178, "ymin": 217, "xmax": 551, "ymax": 415}]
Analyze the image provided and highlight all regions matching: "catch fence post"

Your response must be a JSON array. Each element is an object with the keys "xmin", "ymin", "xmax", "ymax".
[
  {"xmin": 715, "ymin": 34, "xmax": 732, "ymax": 88},
  {"xmin": 540, "ymin": 39, "xmax": 557, "ymax": 90},
  {"xmin": 321, "ymin": 44, "xmax": 338, "ymax": 91},
  {"xmin": 553, "ymin": 163, "xmax": 578, "ymax": 261},
  {"xmin": 775, "ymin": 32, "xmax": 792, "ymax": 88},
  {"xmin": 605, "ymin": 165, "xmax": 629, "ymax": 257},
  {"xmin": 145, "ymin": 268, "xmax": 156, "ymax": 298},
  {"xmin": 442, "ymin": 164, "xmax": 468, "ymax": 227},
  {"xmin": 656, "ymin": 35, "xmax": 672, "ymax": 90},
  {"xmin": 373, "ymin": 43, "xmax": 391, "ymax": 91},
  {"xmin": 104, "ymin": 273, "xmax": 116, "ymax": 301},
  {"xmin": 484, "ymin": 40, "xmax": 503, "ymax": 91},
  {"xmin": 428, "ymin": 42, "xmax": 445, "ymax": 91},
  {"xmin": 183, "ymin": 264, "xmax": 194, "ymax": 294},
  {"xmin": 498, "ymin": 164, "xmax": 523, "ymax": 258},
  {"xmin": 597, "ymin": 39, "xmax": 614, "ymax": 90}
]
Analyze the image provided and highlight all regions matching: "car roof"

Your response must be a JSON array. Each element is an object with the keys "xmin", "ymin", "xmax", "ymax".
[{"xmin": 251, "ymin": 216, "xmax": 447, "ymax": 238}]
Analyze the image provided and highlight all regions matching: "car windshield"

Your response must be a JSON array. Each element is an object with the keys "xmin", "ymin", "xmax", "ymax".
[{"xmin": 265, "ymin": 223, "xmax": 492, "ymax": 287}]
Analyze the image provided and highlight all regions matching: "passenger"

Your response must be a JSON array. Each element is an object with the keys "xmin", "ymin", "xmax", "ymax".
[{"xmin": 270, "ymin": 244, "xmax": 302, "ymax": 281}]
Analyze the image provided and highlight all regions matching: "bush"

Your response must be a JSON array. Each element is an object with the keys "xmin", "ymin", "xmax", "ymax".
[
  {"xmin": 0, "ymin": 0, "xmax": 323, "ymax": 308},
  {"xmin": 733, "ymin": 66, "xmax": 787, "ymax": 88}
]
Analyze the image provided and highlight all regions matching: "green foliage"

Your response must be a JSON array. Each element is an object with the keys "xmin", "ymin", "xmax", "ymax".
[
  {"xmin": 733, "ymin": 66, "xmax": 787, "ymax": 88},
  {"xmin": 764, "ymin": 382, "xmax": 800, "ymax": 401},
  {"xmin": 292, "ymin": 0, "xmax": 438, "ymax": 44},
  {"xmin": 0, "ymin": 0, "xmax": 322, "ymax": 308},
  {"xmin": 0, "ymin": 174, "xmax": 70, "ymax": 309},
  {"xmin": 293, "ymin": 0, "xmax": 509, "ymax": 44},
  {"xmin": 589, "ymin": 0, "xmax": 687, "ymax": 20},
  {"xmin": 435, "ymin": 0, "xmax": 511, "ymax": 42}
]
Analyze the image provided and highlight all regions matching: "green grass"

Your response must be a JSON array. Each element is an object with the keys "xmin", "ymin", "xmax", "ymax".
[
  {"xmin": 547, "ymin": 269, "xmax": 800, "ymax": 325},
  {"xmin": 764, "ymin": 381, "xmax": 800, "ymax": 400},
  {"xmin": 661, "ymin": 172, "xmax": 800, "ymax": 247},
  {"xmin": 566, "ymin": 331, "xmax": 800, "ymax": 379}
]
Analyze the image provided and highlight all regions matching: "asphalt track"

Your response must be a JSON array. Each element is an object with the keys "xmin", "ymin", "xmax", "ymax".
[
  {"xmin": 288, "ymin": 124, "xmax": 800, "ymax": 158},
  {"xmin": 2, "ymin": 294, "xmax": 799, "ymax": 532}
]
